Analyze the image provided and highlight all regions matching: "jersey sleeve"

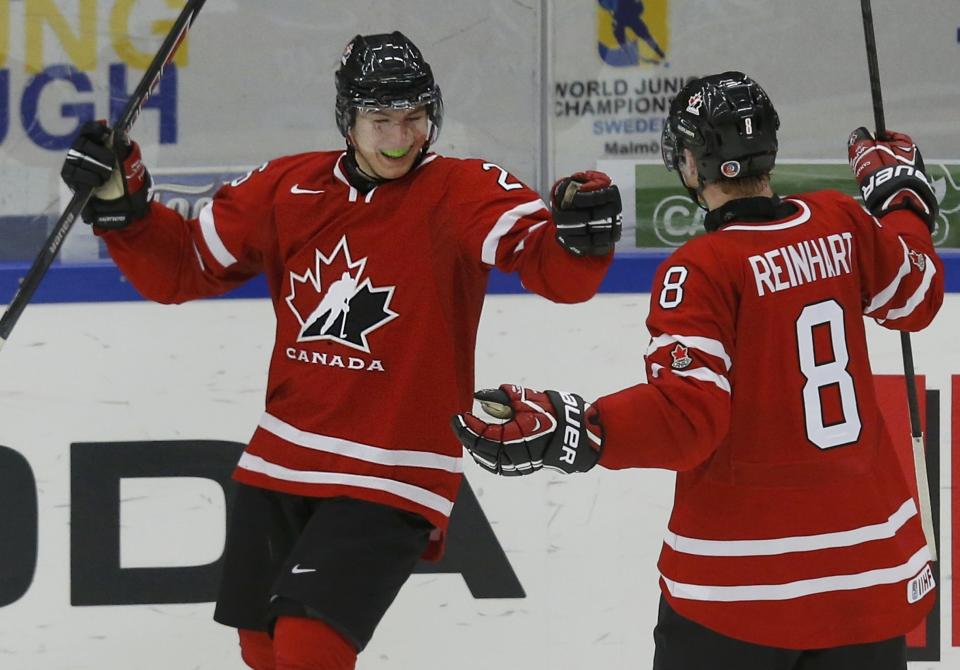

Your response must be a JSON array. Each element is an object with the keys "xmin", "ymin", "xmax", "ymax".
[
  {"xmin": 841, "ymin": 195, "xmax": 944, "ymax": 331},
  {"xmin": 594, "ymin": 241, "xmax": 734, "ymax": 471},
  {"xmin": 96, "ymin": 160, "xmax": 280, "ymax": 304},
  {"xmin": 448, "ymin": 160, "xmax": 611, "ymax": 303}
]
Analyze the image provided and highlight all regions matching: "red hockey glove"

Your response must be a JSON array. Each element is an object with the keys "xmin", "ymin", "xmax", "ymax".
[
  {"xmin": 848, "ymin": 127, "xmax": 938, "ymax": 230},
  {"xmin": 451, "ymin": 384, "xmax": 604, "ymax": 476},
  {"xmin": 551, "ymin": 170, "xmax": 622, "ymax": 256},
  {"xmin": 61, "ymin": 120, "xmax": 152, "ymax": 229}
]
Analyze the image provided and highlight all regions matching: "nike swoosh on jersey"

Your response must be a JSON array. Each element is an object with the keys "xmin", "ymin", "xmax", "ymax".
[
  {"xmin": 291, "ymin": 564, "xmax": 317, "ymax": 574},
  {"xmin": 290, "ymin": 184, "xmax": 325, "ymax": 195}
]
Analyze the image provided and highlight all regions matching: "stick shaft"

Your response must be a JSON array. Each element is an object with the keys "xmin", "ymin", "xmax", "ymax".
[
  {"xmin": 861, "ymin": 0, "xmax": 936, "ymax": 560},
  {"xmin": 860, "ymin": 0, "xmax": 886, "ymax": 134}
]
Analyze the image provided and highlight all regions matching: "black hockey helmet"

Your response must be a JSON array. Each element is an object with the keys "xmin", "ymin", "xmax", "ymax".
[
  {"xmin": 335, "ymin": 32, "xmax": 443, "ymax": 145},
  {"xmin": 661, "ymin": 72, "xmax": 779, "ymax": 183}
]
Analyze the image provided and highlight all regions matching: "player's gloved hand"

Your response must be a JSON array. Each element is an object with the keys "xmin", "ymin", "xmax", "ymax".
[
  {"xmin": 450, "ymin": 384, "xmax": 603, "ymax": 476},
  {"xmin": 847, "ymin": 127, "xmax": 938, "ymax": 231},
  {"xmin": 551, "ymin": 170, "xmax": 622, "ymax": 256},
  {"xmin": 61, "ymin": 120, "xmax": 151, "ymax": 229}
]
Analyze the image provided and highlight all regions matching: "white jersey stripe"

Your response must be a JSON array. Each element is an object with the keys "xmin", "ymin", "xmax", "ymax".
[
  {"xmin": 237, "ymin": 452, "xmax": 455, "ymax": 517},
  {"xmin": 260, "ymin": 412, "xmax": 464, "ymax": 473},
  {"xmin": 190, "ymin": 240, "xmax": 207, "ymax": 271},
  {"xmin": 332, "ymin": 153, "xmax": 359, "ymax": 202},
  {"xmin": 665, "ymin": 498, "xmax": 917, "ymax": 557},
  {"xmin": 865, "ymin": 238, "xmax": 911, "ymax": 314},
  {"xmin": 881, "ymin": 188, "xmax": 930, "ymax": 214},
  {"xmin": 883, "ymin": 256, "xmax": 936, "ymax": 321},
  {"xmin": 669, "ymin": 367, "xmax": 731, "ymax": 393},
  {"xmin": 481, "ymin": 199, "xmax": 548, "ymax": 266},
  {"xmin": 516, "ymin": 220, "xmax": 549, "ymax": 255},
  {"xmin": 417, "ymin": 153, "xmax": 440, "ymax": 169},
  {"xmin": 647, "ymin": 334, "xmax": 732, "ymax": 370},
  {"xmin": 198, "ymin": 202, "xmax": 238, "ymax": 268},
  {"xmin": 662, "ymin": 546, "xmax": 930, "ymax": 603},
  {"xmin": 721, "ymin": 200, "xmax": 811, "ymax": 232}
]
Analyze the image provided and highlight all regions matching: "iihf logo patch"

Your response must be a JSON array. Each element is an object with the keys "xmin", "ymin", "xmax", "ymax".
[
  {"xmin": 907, "ymin": 564, "xmax": 935, "ymax": 603},
  {"xmin": 285, "ymin": 236, "xmax": 398, "ymax": 353},
  {"xmin": 670, "ymin": 343, "xmax": 693, "ymax": 369}
]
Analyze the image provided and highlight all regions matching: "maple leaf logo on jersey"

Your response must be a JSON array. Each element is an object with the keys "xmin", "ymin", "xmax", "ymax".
[
  {"xmin": 284, "ymin": 236, "xmax": 398, "ymax": 353},
  {"xmin": 908, "ymin": 249, "xmax": 926, "ymax": 272},
  {"xmin": 670, "ymin": 343, "xmax": 693, "ymax": 369}
]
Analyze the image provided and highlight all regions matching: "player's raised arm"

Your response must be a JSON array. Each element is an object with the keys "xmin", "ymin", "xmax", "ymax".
[
  {"xmin": 450, "ymin": 162, "xmax": 621, "ymax": 303},
  {"xmin": 846, "ymin": 127, "xmax": 944, "ymax": 330},
  {"xmin": 60, "ymin": 124, "xmax": 277, "ymax": 304}
]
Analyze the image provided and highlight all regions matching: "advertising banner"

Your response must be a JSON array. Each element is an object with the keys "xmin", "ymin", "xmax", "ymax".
[
  {"xmin": 1, "ymin": 295, "xmax": 959, "ymax": 668},
  {"xmin": 600, "ymin": 160, "xmax": 960, "ymax": 251}
]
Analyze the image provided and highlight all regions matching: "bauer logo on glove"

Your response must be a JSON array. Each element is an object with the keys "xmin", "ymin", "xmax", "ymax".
[{"xmin": 847, "ymin": 127, "xmax": 938, "ymax": 231}]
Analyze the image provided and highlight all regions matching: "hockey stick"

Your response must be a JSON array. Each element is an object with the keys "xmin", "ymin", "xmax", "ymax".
[
  {"xmin": 0, "ymin": 0, "xmax": 208, "ymax": 351},
  {"xmin": 860, "ymin": 0, "xmax": 937, "ymax": 561}
]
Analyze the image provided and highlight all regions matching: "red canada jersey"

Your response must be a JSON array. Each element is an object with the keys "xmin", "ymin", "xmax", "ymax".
[
  {"xmin": 595, "ymin": 191, "xmax": 943, "ymax": 648},
  {"xmin": 99, "ymin": 151, "xmax": 610, "ymax": 557}
]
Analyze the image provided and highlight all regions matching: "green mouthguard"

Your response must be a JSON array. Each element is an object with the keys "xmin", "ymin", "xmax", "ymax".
[{"xmin": 381, "ymin": 148, "xmax": 410, "ymax": 158}]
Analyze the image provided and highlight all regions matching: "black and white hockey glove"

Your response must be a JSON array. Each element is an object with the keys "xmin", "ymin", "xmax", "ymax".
[
  {"xmin": 848, "ymin": 127, "xmax": 938, "ymax": 231},
  {"xmin": 61, "ymin": 120, "xmax": 152, "ymax": 229},
  {"xmin": 551, "ymin": 170, "xmax": 622, "ymax": 256},
  {"xmin": 451, "ymin": 384, "xmax": 603, "ymax": 476}
]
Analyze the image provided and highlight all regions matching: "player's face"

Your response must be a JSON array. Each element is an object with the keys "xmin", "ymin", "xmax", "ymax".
[{"xmin": 349, "ymin": 106, "xmax": 430, "ymax": 180}]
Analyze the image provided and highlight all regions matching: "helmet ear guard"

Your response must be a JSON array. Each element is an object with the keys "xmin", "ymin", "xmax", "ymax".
[{"xmin": 335, "ymin": 32, "xmax": 443, "ymax": 147}]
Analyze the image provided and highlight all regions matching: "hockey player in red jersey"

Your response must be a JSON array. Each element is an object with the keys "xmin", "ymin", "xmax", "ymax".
[
  {"xmin": 452, "ymin": 72, "xmax": 943, "ymax": 669},
  {"xmin": 59, "ymin": 32, "xmax": 621, "ymax": 670}
]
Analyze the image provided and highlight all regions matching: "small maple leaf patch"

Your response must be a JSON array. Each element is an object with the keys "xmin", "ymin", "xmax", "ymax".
[
  {"xmin": 908, "ymin": 249, "xmax": 926, "ymax": 272},
  {"xmin": 670, "ymin": 343, "xmax": 693, "ymax": 370}
]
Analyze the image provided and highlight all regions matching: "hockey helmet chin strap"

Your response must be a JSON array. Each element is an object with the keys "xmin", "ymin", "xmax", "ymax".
[
  {"xmin": 676, "ymin": 152, "xmax": 709, "ymax": 211},
  {"xmin": 689, "ymin": 176, "xmax": 708, "ymax": 211}
]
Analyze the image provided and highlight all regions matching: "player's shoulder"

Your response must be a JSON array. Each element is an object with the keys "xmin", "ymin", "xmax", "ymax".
[
  {"xmin": 785, "ymin": 189, "xmax": 861, "ymax": 215},
  {"xmin": 414, "ymin": 154, "xmax": 536, "ymax": 200},
  {"xmin": 666, "ymin": 229, "xmax": 722, "ymax": 266},
  {"xmin": 260, "ymin": 150, "xmax": 342, "ymax": 178},
  {"xmin": 422, "ymin": 155, "xmax": 490, "ymax": 169},
  {"xmin": 653, "ymin": 228, "xmax": 742, "ymax": 296},
  {"xmin": 220, "ymin": 151, "xmax": 340, "ymax": 197},
  {"xmin": 422, "ymin": 154, "xmax": 524, "ymax": 180},
  {"xmin": 784, "ymin": 188, "xmax": 855, "ymax": 205},
  {"xmin": 784, "ymin": 189, "xmax": 871, "ymax": 234}
]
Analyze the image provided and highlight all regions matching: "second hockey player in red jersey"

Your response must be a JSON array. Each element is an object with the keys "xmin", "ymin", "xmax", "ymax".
[
  {"xmin": 60, "ymin": 31, "xmax": 621, "ymax": 670},
  {"xmin": 453, "ymin": 72, "xmax": 943, "ymax": 670}
]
